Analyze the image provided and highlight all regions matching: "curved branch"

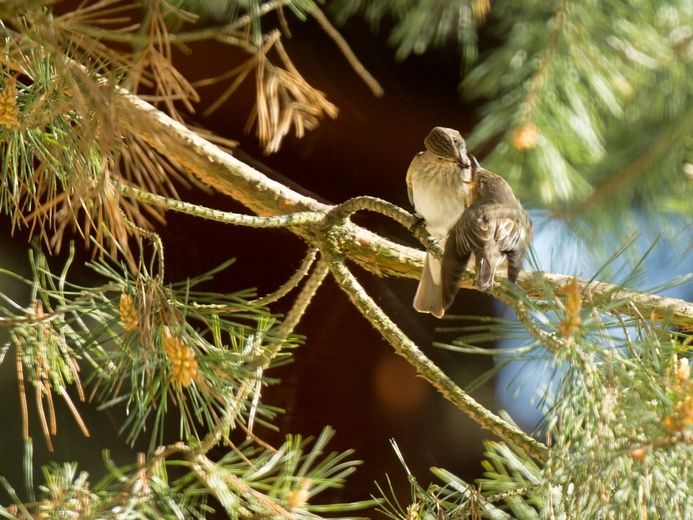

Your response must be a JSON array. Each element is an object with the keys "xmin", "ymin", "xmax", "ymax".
[
  {"xmin": 326, "ymin": 195, "xmax": 418, "ymax": 229},
  {"xmin": 252, "ymin": 248, "xmax": 320, "ymax": 307},
  {"xmin": 117, "ymin": 95, "xmax": 693, "ymax": 330},
  {"xmin": 112, "ymin": 97, "xmax": 693, "ymax": 330},
  {"xmin": 122, "ymin": 183, "xmax": 324, "ymax": 228},
  {"xmin": 320, "ymin": 244, "xmax": 549, "ymax": 461}
]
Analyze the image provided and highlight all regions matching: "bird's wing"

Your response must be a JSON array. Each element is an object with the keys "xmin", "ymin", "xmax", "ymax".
[
  {"xmin": 447, "ymin": 206, "xmax": 501, "ymax": 293},
  {"xmin": 494, "ymin": 207, "xmax": 532, "ymax": 283},
  {"xmin": 452, "ymin": 206, "xmax": 490, "ymax": 256},
  {"xmin": 493, "ymin": 209, "xmax": 529, "ymax": 255}
]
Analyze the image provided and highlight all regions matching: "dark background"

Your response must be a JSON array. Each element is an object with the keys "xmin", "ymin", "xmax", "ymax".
[
  {"xmin": 0, "ymin": 7, "xmax": 513, "ymax": 515},
  {"xmin": 172, "ymin": 13, "xmax": 502, "ymax": 506}
]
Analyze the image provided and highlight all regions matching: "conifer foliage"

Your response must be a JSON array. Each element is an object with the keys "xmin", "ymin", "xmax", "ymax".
[{"xmin": 0, "ymin": 0, "xmax": 691, "ymax": 518}]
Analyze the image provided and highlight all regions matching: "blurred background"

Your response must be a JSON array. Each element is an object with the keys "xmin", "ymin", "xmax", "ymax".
[{"xmin": 0, "ymin": 0, "xmax": 691, "ymax": 515}]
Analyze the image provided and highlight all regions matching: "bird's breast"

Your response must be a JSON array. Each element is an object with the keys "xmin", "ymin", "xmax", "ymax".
[{"xmin": 410, "ymin": 162, "xmax": 470, "ymax": 237}]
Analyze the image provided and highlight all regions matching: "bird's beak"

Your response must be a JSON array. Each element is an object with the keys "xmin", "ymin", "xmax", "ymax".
[
  {"xmin": 464, "ymin": 180, "xmax": 475, "ymax": 189},
  {"xmin": 459, "ymin": 152, "xmax": 471, "ymax": 168}
]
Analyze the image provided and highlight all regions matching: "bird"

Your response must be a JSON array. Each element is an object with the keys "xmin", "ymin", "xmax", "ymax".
[
  {"xmin": 441, "ymin": 155, "xmax": 532, "ymax": 310},
  {"xmin": 406, "ymin": 127, "xmax": 473, "ymax": 318}
]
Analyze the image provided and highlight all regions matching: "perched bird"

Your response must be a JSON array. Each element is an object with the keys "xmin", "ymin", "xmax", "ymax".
[
  {"xmin": 441, "ymin": 155, "xmax": 532, "ymax": 309},
  {"xmin": 406, "ymin": 127, "xmax": 472, "ymax": 318}
]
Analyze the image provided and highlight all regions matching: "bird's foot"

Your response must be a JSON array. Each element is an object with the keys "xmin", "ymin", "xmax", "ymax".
[
  {"xmin": 410, "ymin": 216, "xmax": 427, "ymax": 233},
  {"xmin": 427, "ymin": 236, "xmax": 443, "ymax": 249}
]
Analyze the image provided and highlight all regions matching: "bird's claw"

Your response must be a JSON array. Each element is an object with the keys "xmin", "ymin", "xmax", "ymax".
[
  {"xmin": 410, "ymin": 216, "xmax": 427, "ymax": 233},
  {"xmin": 427, "ymin": 236, "xmax": 442, "ymax": 249}
]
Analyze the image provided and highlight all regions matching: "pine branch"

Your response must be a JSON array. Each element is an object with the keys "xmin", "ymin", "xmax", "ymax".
[
  {"xmin": 121, "ymin": 181, "xmax": 325, "ymax": 228},
  {"xmin": 309, "ymin": 5, "xmax": 384, "ymax": 97},
  {"xmin": 112, "ymin": 99, "xmax": 693, "ymax": 330},
  {"xmin": 320, "ymin": 245, "xmax": 549, "ymax": 462},
  {"xmin": 2, "ymin": 5, "xmax": 692, "ymax": 516},
  {"xmin": 119, "ymin": 174, "xmax": 550, "ymax": 457},
  {"xmin": 252, "ymin": 248, "xmax": 320, "ymax": 307},
  {"xmin": 270, "ymin": 257, "xmax": 330, "ymax": 339},
  {"xmin": 520, "ymin": 271, "xmax": 693, "ymax": 332},
  {"xmin": 560, "ymin": 103, "xmax": 693, "ymax": 218}
]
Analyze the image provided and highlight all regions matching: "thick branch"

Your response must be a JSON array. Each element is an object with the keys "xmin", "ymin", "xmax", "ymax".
[
  {"xmin": 113, "ymin": 98, "xmax": 426, "ymax": 276},
  {"xmin": 112, "ymin": 106, "xmax": 693, "ymax": 329},
  {"xmin": 519, "ymin": 271, "xmax": 693, "ymax": 332},
  {"xmin": 116, "ymin": 90, "xmax": 331, "ymax": 216}
]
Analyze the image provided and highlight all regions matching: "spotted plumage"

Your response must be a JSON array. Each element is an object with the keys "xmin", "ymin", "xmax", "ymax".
[
  {"xmin": 406, "ymin": 127, "xmax": 472, "ymax": 318},
  {"xmin": 442, "ymin": 156, "xmax": 532, "ymax": 309}
]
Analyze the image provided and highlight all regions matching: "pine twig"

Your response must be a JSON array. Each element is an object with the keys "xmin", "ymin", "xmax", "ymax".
[
  {"xmin": 309, "ymin": 5, "xmax": 384, "ymax": 97},
  {"xmin": 201, "ymin": 254, "xmax": 330, "ymax": 449},
  {"xmin": 121, "ymin": 182, "xmax": 324, "ymax": 228},
  {"xmin": 561, "ymin": 104, "xmax": 693, "ymax": 219},
  {"xmin": 118, "ymin": 206, "xmax": 165, "ymax": 282},
  {"xmin": 271, "ymin": 257, "xmax": 330, "ymax": 340},
  {"xmin": 252, "ymin": 248, "xmax": 319, "ymax": 307},
  {"xmin": 493, "ymin": 285, "xmax": 595, "ymax": 373},
  {"xmin": 245, "ymin": 257, "xmax": 330, "ymax": 435},
  {"xmin": 326, "ymin": 195, "xmax": 417, "ymax": 228}
]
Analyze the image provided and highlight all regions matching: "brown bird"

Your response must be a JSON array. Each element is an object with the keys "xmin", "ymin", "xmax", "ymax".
[
  {"xmin": 406, "ymin": 127, "xmax": 472, "ymax": 318},
  {"xmin": 441, "ymin": 156, "xmax": 532, "ymax": 309}
]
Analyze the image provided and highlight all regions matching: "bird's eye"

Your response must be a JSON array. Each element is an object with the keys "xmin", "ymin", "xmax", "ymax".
[{"xmin": 452, "ymin": 138, "xmax": 458, "ymax": 144}]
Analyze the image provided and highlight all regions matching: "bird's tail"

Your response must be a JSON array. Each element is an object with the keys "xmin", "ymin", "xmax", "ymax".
[
  {"xmin": 413, "ymin": 253, "xmax": 445, "ymax": 318},
  {"xmin": 441, "ymin": 248, "xmax": 470, "ymax": 311}
]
